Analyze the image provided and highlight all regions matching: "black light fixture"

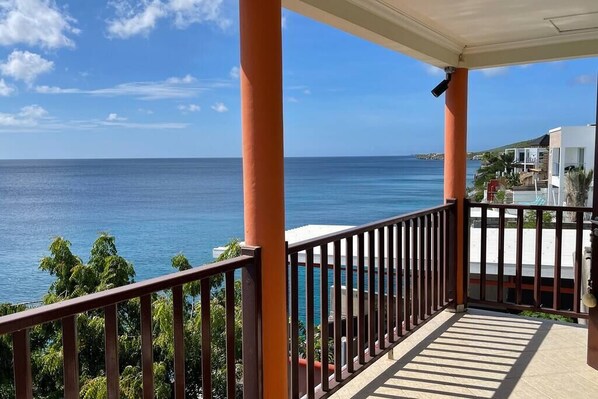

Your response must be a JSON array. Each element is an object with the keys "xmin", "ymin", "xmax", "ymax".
[{"xmin": 431, "ymin": 67, "xmax": 456, "ymax": 97}]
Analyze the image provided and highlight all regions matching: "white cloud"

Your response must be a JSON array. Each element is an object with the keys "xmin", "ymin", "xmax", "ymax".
[
  {"xmin": 107, "ymin": 0, "xmax": 166, "ymax": 39},
  {"xmin": 424, "ymin": 65, "xmax": 444, "ymax": 76},
  {"xmin": 168, "ymin": 0, "xmax": 230, "ymax": 29},
  {"xmin": 100, "ymin": 120, "xmax": 187, "ymax": 129},
  {"xmin": 138, "ymin": 107, "xmax": 154, "ymax": 114},
  {"xmin": 35, "ymin": 85, "xmax": 78, "ymax": 94},
  {"xmin": 0, "ymin": 106, "xmax": 187, "ymax": 131},
  {"xmin": 19, "ymin": 104, "xmax": 47, "ymax": 118},
  {"xmin": 178, "ymin": 103, "xmax": 200, "ymax": 113},
  {"xmin": 303, "ymin": 89, "xmax": 311, "ymax": 95},
  {"xmin": 0, "ymin": 50, "xmax": 54, "ymax": 84},
  {"xmin": 0, "ymin": 0, "xmax": 79, "ymax": 49},
  {"xmin": 211, "ymin": 102, "xmax": 228, "ymax": 112},
  {"xmin": 0, "ymin": 104, "xmax": 47, "ymax": 127},
  {"xmin": 106, "ymin": 0, "xmax": 230, "ymax": 39},
  {"xmin": 287, "ymin": 96, "xmax": 298, "ymax": 103},
  {"xmin": 106, "ymin": 113, "xmax": 127, "ymax": 121},
  {"xmin": 480, "ymin": 67, "xmax": 508, "ymax": 77},
  {"xmin": 35, "ymin": 75, "xmax": 228, "ymax": 100},
  {"xmin": 166, "ymin": 74, "xmax": 195, "ymax": 84},
  {"xmin": 0, "ymin": 78, "xmax": 15, "ymax": 96},
  {"xmin": 281, "ymin": 13, "xmax": 287, "ymax": 29},
  {"xmin": 229, "ymin": 66, "xmax": 239, "ymax": 79},
  {"xmin": 574, "ymin": 74, "xmax": 597, "ymax": 85}
]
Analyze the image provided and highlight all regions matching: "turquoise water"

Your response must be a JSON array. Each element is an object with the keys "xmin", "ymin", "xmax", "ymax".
[{"xmin": 0, "ymin": 157, "xmax": 479, "ymax": 303}]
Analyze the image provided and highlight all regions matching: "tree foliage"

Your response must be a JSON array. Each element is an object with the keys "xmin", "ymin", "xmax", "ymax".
[
  {"xmin": 0, "ymin": 235, "xmax": 244, "ymax": 399},
  {"xmin": 469, "ymin": 152, "xmax": 520, "ymax": 202},
  {"xmin": 565, "ymin": 167, "xmax": 593, "ymax": 207}
]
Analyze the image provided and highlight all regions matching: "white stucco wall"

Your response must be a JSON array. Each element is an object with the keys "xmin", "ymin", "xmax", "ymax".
[{"xmin": 548, "ymin": 125, "xmax": 596, "ymax": 206}]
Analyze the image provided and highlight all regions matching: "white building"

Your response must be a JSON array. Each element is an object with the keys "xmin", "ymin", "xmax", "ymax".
[
  {"xmin": 548, "ymin": 125, "xmax": 596, "ymax": 206},
  {"xmin": 504, "ymin": 147, "xmax": 548, "ymax": 173}
]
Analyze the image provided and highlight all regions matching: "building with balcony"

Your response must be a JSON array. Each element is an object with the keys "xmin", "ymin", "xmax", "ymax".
[
  {"xmin": 548, "ymin": 125, "xmax": 596, "ymax": 206},
  {"xmin": 504, "ymin": 136, "xmax": 549, "ymax": 175}
]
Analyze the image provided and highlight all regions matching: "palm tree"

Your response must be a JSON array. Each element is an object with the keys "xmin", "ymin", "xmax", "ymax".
[
  {"xmin": 565, "ymin": 167, "xmax": 593, "ymax": 207},
  {"xmin": 498, "ymin": 152, "xmax": 515, "ymax": 174}
]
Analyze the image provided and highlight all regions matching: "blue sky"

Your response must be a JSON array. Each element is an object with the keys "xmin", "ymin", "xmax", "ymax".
[{"xmin": 0, "ymin": 0, "xmax": 597, "ymax": 159}]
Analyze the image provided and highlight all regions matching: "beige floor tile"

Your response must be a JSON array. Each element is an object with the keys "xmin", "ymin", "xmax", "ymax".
[
  {"xmin": 330, "ymin": 309, "xmax": 591, "ymax": 399},
  {"xmin": 524, "ymin": 372, "xmax": 598, "ymax": 398}
]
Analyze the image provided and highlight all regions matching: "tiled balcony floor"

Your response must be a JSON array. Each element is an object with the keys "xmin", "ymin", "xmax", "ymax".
[{"xmin": 330, "ymin": 309, "xmax": 598, "ymax": 399}]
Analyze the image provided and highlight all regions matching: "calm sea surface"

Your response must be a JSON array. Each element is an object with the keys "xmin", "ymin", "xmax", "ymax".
[{"xmin": 0, "ymin": 157, "xmax": 479, "ymax": 303}]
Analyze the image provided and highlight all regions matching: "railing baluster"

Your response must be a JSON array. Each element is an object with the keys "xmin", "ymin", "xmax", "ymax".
[
  {"xmin": 553, "ymin": 211, "xmax": 563, "ymax": 310},
  {"xmin": 426, "ymin": 214, "xmax": 432, "ymax": 317},
  {"xmin": 345, "ymin": 238, "xmax": 354, "ymax": 373},
  {"xmin": 306, "ymin": 248, "xmax": 315, "ymax": 398},
  {"xmin": 396, "ymin": 223, "xmax": 403, "ymax": 337},
  {"xmin": 290, "ymin": 252, "xmax": 300, "ymax": 398},
  {"xmin": 412, "ymin": 219, "xmax": 419, "ymax": 325},
  {"xmin": 516, "ymin": 209, "xmax": 524, "ymax": 305},
  {"xmin": 480, "ymin": 206, "xmax": 487, "ymax": 301},
  {"xmin": 225, "ymin": 272, "xmax": 235, "ymax": 399},
  {"xmin": 439, "ymin": 210, "xmax": 445, "ymax": 304},
  {"xmin": 320, "ymin": 244, "xmax": 329, "ymax": 391},
  {"xmin": 62, "ymin": 315, "xmax": 79, "ymax": 399},
  {"xmin": 387, "ymin": 225, "xmax": 395, "ymax": 343},
  {"xmin": 172, "ymin": 286, "xmax": 185, "ymax": 399},
  {"xmin": 140, "ymin": 295, "xmax": 154, "ymax": 399},
  {"xmin": 404, "ymin": 221, "xmax": 411, "ymax": 332},
  {"xmin": 104, "ymin": 304, "xmax": 120, "ymax": 399},
  {"xmin": 368, "ymin": 230, "xmax": 376, "ymax": 357},
  {"xmin": 433, "ymin": 213, "xmax": 439, "ymax": 311},
  {"xmin": 574, "ymin": 213, "xmax": 583, "ymax": 313},
  {"xmin": 377, "ymin": 228, "xmax": 385, "ymax": 350},
  {"xmin": 201, "ymin": 279, "xmax": 212, "ymax": 399},
  {"xmin": 333, "ymin": 240, "xmax": 342, "ymax": 382},
  {"xmin": 419, "ymin": 217, "xmax": 426, "ymax": 319},
  {"xmin": 12, "ymin": 329, "xmax": 33, "ymax": 399},
  {"xmin": 497, "ymin": 208, "xmax": 505, "ymax": 303},
  {"xmin": 534, "ymin": 209, "xmax": 544, "ymax": 309},
  {"xmin": 357, "ymin": 234, "xmax": 365, "ymax": 365}
]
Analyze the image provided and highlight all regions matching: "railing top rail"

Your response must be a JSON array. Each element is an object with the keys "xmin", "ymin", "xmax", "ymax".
[
  {"xmin": 288, "ymin": 203, "xmax": 453, "ymax": 253},
  {"xmin": 0, "ymin": 252, "xmax": 257, "ymax": 335},
  {"xmin": 467, "ymin": 201, "xmax": 591, "ymax": 213}
]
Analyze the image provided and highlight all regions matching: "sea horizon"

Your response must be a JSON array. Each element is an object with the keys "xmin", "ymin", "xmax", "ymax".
[{"xmin": 0, "ymin": 156, "xmax": 480, "ymax": 303}]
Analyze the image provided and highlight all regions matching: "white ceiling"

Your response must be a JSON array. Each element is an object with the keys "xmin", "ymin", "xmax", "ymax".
[{"xmin": 284, "ymin": 0, "xmax": 598, "ymax": 68}]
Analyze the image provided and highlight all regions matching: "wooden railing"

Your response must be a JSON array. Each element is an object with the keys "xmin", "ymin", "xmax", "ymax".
[
  {"xmin": 466, "ymin": 201, "xmax": 591, "ymax": 319},
  {"xmin": 286, "ymin": 203, "xmax": 456, "ymax": 398},
  {"xmin": 0, "ymin": 247, "xmax": 262, "ymax": 399}
]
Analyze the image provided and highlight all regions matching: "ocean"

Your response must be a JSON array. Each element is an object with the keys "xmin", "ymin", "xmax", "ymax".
[{"xmin": 0, "ymin": 157, "xmax": 480, "ymax": 304}]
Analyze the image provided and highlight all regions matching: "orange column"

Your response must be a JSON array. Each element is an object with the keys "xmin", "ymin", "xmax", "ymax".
[
  {"xmin": 444, "ymin": 68, "xmax": 468, "ymax": 308},
  {"xmin": 239, "ymin": 0, "xmax": 287, "ymax": 397}
]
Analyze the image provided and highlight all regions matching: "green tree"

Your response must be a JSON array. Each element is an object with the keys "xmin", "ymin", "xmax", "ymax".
[
  {"xmin": 0, "ymin": 235, "xmax": 244, "ymax": 399},
  {"xmin": 565, "ymin": 167, "xmax": 593, "ymax": 207}
]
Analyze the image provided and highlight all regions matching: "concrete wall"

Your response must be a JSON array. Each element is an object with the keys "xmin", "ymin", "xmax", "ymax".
[{"xmin": 548, "ymin": 126, "xmax": 596, "ymax": 206}]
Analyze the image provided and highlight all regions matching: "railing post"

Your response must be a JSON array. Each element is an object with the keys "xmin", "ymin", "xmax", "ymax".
[
  {"xmin": 242, "ymin": 246, "xmax": 263, "ymax": 398},
  {"xmin": 446, "ymin": 198, "xmax": 467, "ymax": 312},
  {"xmin": 462, "ymin": 198, "xmax": 470, "ymax": 309},
  {"xmin": 446, "ymin": 199, "xmax": 457, "ymax": 308}
]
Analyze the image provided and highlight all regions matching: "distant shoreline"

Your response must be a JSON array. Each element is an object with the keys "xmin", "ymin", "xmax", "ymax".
[{"xmin": 415, "ymin": 152, "xmax": 484, "ymax": 161}]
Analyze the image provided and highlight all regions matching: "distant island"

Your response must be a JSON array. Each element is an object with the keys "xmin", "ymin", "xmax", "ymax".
[{"xmin": 415, "ymin": 134, "xmax": 549, "ymax": 161}]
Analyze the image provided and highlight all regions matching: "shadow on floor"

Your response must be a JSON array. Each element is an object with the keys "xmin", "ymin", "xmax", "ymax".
[{"xmin": 348, "ymin": 310, "xmax": 559, "ymax": 398}]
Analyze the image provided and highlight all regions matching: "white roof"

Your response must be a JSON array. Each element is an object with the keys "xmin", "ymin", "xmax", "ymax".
[{"xmin": 284, "ymin": 0, "xmax": 598, "ymax": 68}]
